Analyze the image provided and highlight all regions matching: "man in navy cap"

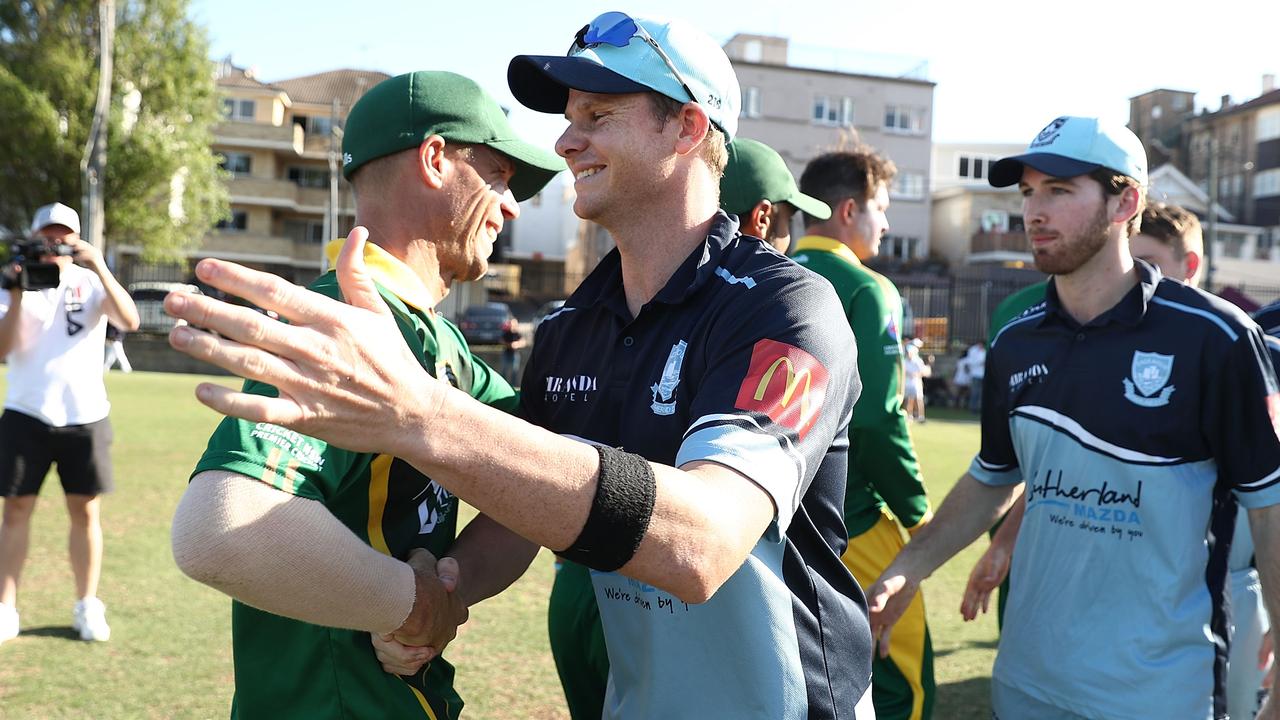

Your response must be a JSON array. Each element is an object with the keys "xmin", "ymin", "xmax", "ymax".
[
  {"xmin": 162, "ymin": 13, "xmax": 874, "ymax": 720},
  {"xmin": 868, "ymin": 116, "xmax": 1280, "ymax": 719}
]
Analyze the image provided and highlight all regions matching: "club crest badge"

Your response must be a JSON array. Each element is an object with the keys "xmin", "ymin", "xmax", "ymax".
[
  {"xmin": 1123, "ymin": 351, "xmax": 1175, "ymax": 407},
  {"xmin": 1030, "ymin": 117, "xmax": 1068, "ymax": 148},
  {"xmin": 650, "ymin": 340, "xmax": 688, "ymax": 416}
]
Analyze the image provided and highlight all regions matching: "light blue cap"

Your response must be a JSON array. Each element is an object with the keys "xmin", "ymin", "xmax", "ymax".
[
  {"xmin": 508, "ymin": 13, "xmax": 742, "ymax": 140},
  {"xmin": 989, "ymin": 116, "xmax": 1148, "ymax": 187}
]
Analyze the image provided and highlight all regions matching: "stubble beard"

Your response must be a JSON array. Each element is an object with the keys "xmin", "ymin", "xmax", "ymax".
[{"xmin": 1031, "ymin": 205, "xmax": 1111, "ymax": 276}]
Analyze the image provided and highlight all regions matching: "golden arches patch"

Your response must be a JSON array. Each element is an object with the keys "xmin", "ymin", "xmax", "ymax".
[{"xmin": 734, "ymin": 338, "xmax": 829, "ymax": 439}]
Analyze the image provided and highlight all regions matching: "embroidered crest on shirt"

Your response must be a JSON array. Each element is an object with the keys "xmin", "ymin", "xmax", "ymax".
[
  {"xmin": 1123, "ymin": 351, "xmax": 1175, "ymax": 407},
  {"xmin": 650, "ymin": 340, "xmax": 688, "ymax": 416}
]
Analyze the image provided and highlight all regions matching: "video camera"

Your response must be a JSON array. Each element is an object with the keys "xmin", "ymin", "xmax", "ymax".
[{"xmin": 1, "ymin": 237, "xmax": 72, "ymax": 291}]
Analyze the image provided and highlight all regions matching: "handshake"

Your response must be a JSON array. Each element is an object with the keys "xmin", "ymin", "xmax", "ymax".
[{"xmin": 373, "ymin": 548, "xmax": 469, "ymax": 677}]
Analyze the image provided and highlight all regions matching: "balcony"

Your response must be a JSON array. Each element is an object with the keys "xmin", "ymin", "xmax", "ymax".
[
  {"xmin": 227, "ymin": 176, "xmax": 300, "ymax": 207},
  {"xmin": 970, "ymin": 231, "xmax": 1028, "ymax": 254},
  {"xmin": 202, "ymin": 231, "xmax": 295, "ymax": 260},
  {"xmin": 215, "ymin": 121, "xmax": 304, "ymax": 153}
]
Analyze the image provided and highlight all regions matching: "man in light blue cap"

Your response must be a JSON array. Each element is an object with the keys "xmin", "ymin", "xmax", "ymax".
[
  {"xmin": 867, "ymin": 115, "xmax": 1280, "ymax": 719},
  {"xmin": 157, "ymin": 11, "xmax": 874, "ymax": 720}
]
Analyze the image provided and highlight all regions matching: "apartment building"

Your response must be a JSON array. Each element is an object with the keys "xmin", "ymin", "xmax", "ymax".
[
  {"xmin": 929, "ymin": 142, "xmax": 1026, "ymax": 268},
  {"xmin": 1128, "ymin": 88, "xmax": 1197, "ymax": 170},
  {"xmin": 725, "ymin": 34, "xmax": 935, "ymax": 264}
]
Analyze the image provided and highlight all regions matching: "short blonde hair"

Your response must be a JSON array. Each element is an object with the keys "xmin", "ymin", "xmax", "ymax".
[{"xmin": 647, "ymin": 93, "xmax": 728, "ymax": 178}]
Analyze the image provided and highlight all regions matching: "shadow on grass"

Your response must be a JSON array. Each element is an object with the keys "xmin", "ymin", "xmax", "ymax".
[
  {"xmin": 21, "ymin": 625, "xmax": 81, "ymax": 641},
  {"xmin": 937, "ymin": 675, "xmax": 992, "ymax": 719},
  {"xmin": 935, "ymin": 637, "xmax": 999, "ymax": 658}
]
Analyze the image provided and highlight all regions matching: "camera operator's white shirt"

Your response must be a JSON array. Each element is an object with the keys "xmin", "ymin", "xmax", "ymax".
[{"xmin": 0, "ymin": 264, "xmax": 109, "ymax": 426}]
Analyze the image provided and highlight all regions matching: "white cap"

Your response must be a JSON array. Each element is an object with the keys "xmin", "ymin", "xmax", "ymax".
[{"xmin": 30, "ymin": 202, "xmax": 81, "ymax": 235}]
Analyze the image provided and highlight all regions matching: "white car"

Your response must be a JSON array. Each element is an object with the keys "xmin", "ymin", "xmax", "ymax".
[{"xmin": 129, "ymin": 281, "xmax": 201, "ymax": 334}]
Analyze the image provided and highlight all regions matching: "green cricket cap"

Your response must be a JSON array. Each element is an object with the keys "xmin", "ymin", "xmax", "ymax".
[
  {"xmin": 341, "ymin": 71, "xmax": 563, "ymax": 202},
  {"xmin": 719, "ymin": 138, "xmax": 830, "ymax": 220}
]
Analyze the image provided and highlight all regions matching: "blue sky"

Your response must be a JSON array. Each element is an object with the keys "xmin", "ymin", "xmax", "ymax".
[{"xmin": 189, "ymin": 0, "xmax": 1279, "ymax": 151}]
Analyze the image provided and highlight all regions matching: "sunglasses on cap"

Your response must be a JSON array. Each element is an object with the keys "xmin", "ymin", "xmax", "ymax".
[{"xmin": 569, "ymin": 11, "xmax": 700, "ymax": 107}]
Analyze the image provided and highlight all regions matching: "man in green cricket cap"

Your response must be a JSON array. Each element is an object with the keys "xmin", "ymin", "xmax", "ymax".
[
  {"xmin": 719, "ymin": 137, "xmax": 830, "ymax": 253},
  {"xmin": 170, "ymin": 70, "xmax": 562, "ymax": 720}
]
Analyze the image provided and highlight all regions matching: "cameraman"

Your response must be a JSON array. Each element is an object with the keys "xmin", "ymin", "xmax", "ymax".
[{"xmin": 0, "ymin": 202, "xmax": 138, "ymax": 644}]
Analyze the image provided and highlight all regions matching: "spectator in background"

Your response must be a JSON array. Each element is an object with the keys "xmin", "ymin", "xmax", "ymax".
[
  {"xmin": 103, "ymin": 323, "xmax": 132, "ymax": 373},
  {"xmin": 964, "ymin": 341, "xmax": 986, "ymax": 413},
  {"xmin": 951, "ymin": 351, "xmax": 972, "ymax": 409},
  {"xmin": 903, "ymin": 339, "xmax": 930, "ymax": 423},
  {"xmin": 500, "ymin": 320, "xmax": 525, "ymax": 386},
  {"xmin": 0, "ymin": 202, "xmax": 140, "ymax": 645}
]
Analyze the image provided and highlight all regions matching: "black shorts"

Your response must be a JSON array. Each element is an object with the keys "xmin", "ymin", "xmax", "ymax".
[{"xmin": 0, "ymin": 410, "xmax": 114, "ymax": 497}]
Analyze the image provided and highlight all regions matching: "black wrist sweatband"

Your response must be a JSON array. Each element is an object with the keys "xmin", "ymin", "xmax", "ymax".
[{"xmin": 559, "ymin": 444, "xmax": 657, "ymax": 572}]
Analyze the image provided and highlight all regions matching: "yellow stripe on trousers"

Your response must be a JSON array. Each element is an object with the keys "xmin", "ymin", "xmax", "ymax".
[{"xmin": 843, "ymin": 509, "xmax": 930, "ymax": 720}]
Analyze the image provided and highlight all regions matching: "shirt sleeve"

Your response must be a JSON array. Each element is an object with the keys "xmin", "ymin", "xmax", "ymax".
[
  {"xmin": 674, "ymin": 276, "xmax": 861, "ymax": 536},
  {"xmin": 970, "ymin": 344, "xmax": 1022, "ymax": 486},
  {"xmin": 1222, "ymin": 326, "xmax": 1280, "ymax": 508},
  {"xmin": 845, "ymin": 283, "xmax": 930, "ymax": 528},
  {"xmin": 191, "ymin": 380, "xmax": 364, "ymax": 502}
]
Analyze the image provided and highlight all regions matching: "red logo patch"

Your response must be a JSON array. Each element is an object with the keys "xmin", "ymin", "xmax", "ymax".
[
  {"xmin": 734, "ymin": 339, "xmax": 828, "ymax": 440},
  {"xmin": 1269, "ymin": 392, "xmax": 1280, "ymax": 442}
]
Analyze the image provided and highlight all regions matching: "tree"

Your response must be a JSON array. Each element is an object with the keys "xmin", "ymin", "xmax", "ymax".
[{"xmin": 0, "ymin": 0, "xmax": 228, "ymax": 260}]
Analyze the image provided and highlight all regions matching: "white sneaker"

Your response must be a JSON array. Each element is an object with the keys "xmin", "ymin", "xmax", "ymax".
[
  {"xmin": 0, "ymin": 603, "xmax": 17, "ymax": 644},
  {"xmin": 72, "ymin": 597, "xmax": 110, "ymax": 642}
]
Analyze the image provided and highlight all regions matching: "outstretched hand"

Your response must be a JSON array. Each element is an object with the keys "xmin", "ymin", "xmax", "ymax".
[
  {"xmin": 163, "ymin": 227, "xmax": 444, "ymax": 457},
  {"xmin": 959, "ymin": 540, "xmax": 1011, "ymax": 621},
  {"xmin": 866, "ymin": 569, "xmax": 920, "ymax": 658}
]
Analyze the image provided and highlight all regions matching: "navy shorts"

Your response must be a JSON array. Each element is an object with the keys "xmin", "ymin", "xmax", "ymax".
[{"xmin": 0, "ymin": 410, "xmax": 114, "ymax": 497}]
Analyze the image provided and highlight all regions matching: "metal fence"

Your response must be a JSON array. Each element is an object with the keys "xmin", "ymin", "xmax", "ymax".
[
  {"xmin": 898, "ymin": 278, "xmax": 1035, "ymax": 354},
  {"xmin": 899, "ymin": 276, "xmax": 1280, "ymax": 356}
]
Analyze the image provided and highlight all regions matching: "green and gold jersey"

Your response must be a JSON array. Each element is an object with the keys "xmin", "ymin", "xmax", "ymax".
[
  {"xmin": 192, "ymin": 241, "xmax": 516, "ymax": 720},
  {"xmin": 791, "ymin": 236, "xmax": 930, "ymax": 538},
  {"xmin": 988, "ymin": 281, "xmax": 1048, "ymax": 344}
]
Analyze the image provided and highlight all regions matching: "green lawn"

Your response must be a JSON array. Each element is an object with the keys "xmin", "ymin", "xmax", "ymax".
[{"xmin": 0, "ymin": 372, "xmax": 997, "ymax": 718}]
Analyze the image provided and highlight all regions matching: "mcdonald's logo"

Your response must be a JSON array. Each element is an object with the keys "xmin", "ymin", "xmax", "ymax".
[{"xmin": 734, "ymin": 339, "xmax": 828, "ymax": 440}]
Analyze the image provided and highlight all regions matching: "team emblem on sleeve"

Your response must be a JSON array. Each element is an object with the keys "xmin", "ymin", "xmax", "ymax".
[
  {"xmin": 1123, "ymin": 351, "xmax": 1175, "ymax": 408},
  {"xmin": 733, "ymin": 339, "xmax": 828, "ymax": 440}
]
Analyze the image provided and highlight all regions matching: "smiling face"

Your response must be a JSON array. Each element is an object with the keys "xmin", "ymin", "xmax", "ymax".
[
  {"xmin": 1019, "ymin": 168, "xmax": 1115, "ymax": 276},
  {"xmin": 439, "ymin": 144, "xmax": 519, "ymax": 282},
  {"xmin": 556, "ymin": 90, "xmax": 677, "ymax": 226}
]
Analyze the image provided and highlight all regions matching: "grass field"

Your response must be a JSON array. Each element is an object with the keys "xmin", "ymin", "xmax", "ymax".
[{"xmin": 0, "ymin": 371, "xmax": 999, "ymax": 718}]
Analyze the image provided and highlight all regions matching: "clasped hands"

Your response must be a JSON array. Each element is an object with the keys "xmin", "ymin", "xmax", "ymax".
[{"xmin": 374, "ymin": 548, "xmax": 468, "ymax": 677}]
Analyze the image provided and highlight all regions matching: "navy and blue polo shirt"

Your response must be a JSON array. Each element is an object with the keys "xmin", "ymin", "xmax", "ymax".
[
  {"xmin": 1257, "ymin": 300, "xmax": 1280, "ymax": 338},
  {"xmin": 973, "ymin": 261, "xmax": 1280, "ymax": 720},
  {"xmin": 520, "ymin": 212, "xmax": 871, "ymax": 720}
]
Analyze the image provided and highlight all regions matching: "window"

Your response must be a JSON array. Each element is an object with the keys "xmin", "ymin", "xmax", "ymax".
[
  {"xmin": 1255, "ymin": 168, "xmax": 1280, "ymax": 198},
  {"xmin": 222, "ymin": 98, "xmax": 256, "ymax": 122},
  {"xmin": 743, "ymin": 39, "xmax": 763, "ymax": 63},
  {"xmin": 1172, "ymin": 95, "xmax": 1187, "ymax": 111},
  {"xmin": 1151, "ymin": 105, "xmax": 1163, "ymax": 120},
  {"xmin": 216, "ymin": 210, "xmax": 248, "ymax": 232},
  {"xmin": 219, "ymin": 152, "xmax": 252, "ymax": 176},
  {"xmin": 879, "ymin": 234, "xmax": 920, "ymax": 260},
  {"xmin": 283, "ymin": 219, "xmax": 327, "ymax": 244},
  {"xmin": 1258, "ymin": 107, "xmax": 1280, "ymax": 142},
  {"xmin": 742, "ymin": 86, "xmax": 762, "ymax": 119},
  {"xmin": 890, "ymin": 172, "xmax": 925, "ymax": 200},
  {"xmin": 287, "ymin": 166, "xmax": 329, "ymax": 188},
  {"xmin": 884, "ymin": 105, "xmax": 926, "ymax": 134},
  {"xmin": 957, "ymin": 155, "xmax": 997, "ymax": 180},
  {"xmin": 813, "ymin": 95, "xmax": 854, "ymax": 126}
]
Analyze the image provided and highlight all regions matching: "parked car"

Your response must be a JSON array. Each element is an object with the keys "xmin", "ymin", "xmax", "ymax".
[
  {"xmin": 129, "ymin": 281, "xmax": 202, "ymax": 334},
  {"xmin": 457, "ymin": 302, "xmax": 515, "ymax": 345},
  {"xmin": 532, "ymin": 299, "xmax": 566, "ymax": 332}
]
